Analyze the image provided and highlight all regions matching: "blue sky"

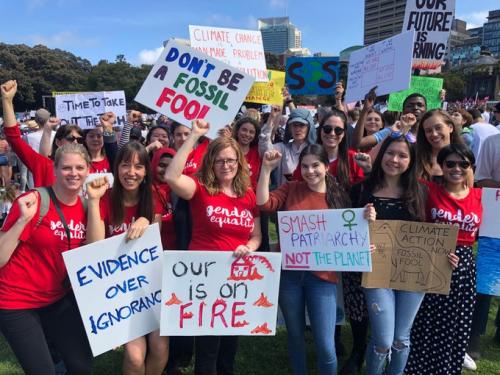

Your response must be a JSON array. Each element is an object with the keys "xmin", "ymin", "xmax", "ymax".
[{"xmin": 1, "ymin": 0, "xmax": 498, "ymax": 66}]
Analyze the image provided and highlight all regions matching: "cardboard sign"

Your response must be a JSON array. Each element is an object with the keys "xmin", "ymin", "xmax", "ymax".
[
  {"xmin": 345, "ymin": 31, "xmax": 414, "ymax": 103},
  {"xmin": 55, "ymin": 91, "xmax": 127, "ymax": 129},
  {"xmin": 479, "ymin": 188, "xmax": 500, "ymax": 239},
  {"xmin": 285, "ymin": 57, "xmax": 340, "ymax": 95},
  {"xmin": 63, "ymin": 224, "xmax": 163, "ymax": 356},
  {"xmin": 135, "ymin": 39, "xmax": 255, "ymax": 140},
  {"xmin": 362, "ymin": 220, "xmax": 458, "ymax": 295},
  {"xmin": 277, "ymin": 208, "xmax": 371, "ymax": 272},
  {"xmin": 403, "ymin": 0, "xmax": 455, "ymax": 70},
  {"xmin": 388, "ymin": 76, "xmax": 443, "ymax": 111},
  {"xmin": 189, "ymin": 25, "xmax": 267, "ymax": 82},
  {"xmin": 161, "ymin": 251, "xmax": 281, "ymax": 336},
  {"xmin": 245, "ymin": 70, "xmax": 285, "ymax": 105},
  {"xmin": 476, "ymin": 237, "xmax": 500, "ymax": 296}
]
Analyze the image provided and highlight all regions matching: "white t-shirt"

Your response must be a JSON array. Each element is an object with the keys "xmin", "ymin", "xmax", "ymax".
[
  {"xmin": 470, "ymin": 122, "xmax": 500, "ymax": 160},
  {"xmin": 475, "ymin": 133, "xmax": 500, "ymax": 182}
]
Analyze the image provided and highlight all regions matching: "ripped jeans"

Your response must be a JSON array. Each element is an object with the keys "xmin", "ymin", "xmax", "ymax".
[{"xmin": 363, "ymin": 288, "xmax": 424, "ymax": 375}]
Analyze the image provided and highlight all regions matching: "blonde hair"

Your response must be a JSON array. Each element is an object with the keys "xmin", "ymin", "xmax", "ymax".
[
  {"xmin": 53, "ymin": 143, "xmax": 91, "ymax": 167},
  {"xmin": 196, "ymin": 137, "xmax": 250, "ymax": 197}
]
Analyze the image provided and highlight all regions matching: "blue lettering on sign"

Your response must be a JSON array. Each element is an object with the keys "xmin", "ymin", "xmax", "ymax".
[
  {"xmin": 105, "ymin": 275, "xmax": 150, "ymax": 299},
  {"xmin": 164, "ymin": 47, "xmax": 215, "ymax": 78}
]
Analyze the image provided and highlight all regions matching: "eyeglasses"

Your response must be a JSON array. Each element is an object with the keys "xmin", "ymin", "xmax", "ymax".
[
  {"xmin": 214, "ymin": 159, "xmax": 238, "ymax": 167},
  {"xmin": 322, "ymin": 125, "xmax": 345, "ymax": 136},
  {"xmin": 64, "ymin": 135, "xmax": 84, "ymax": 144},
  {"xmin": 444, "ymin": 160, "xmax": 472, "ymax": 169}
]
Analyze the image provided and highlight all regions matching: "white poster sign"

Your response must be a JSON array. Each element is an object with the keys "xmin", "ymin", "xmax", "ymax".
[
  {"xmin": 55, "ymin": 91, "xmax": 127, "ymax": 129},
  {"xmin": 277, "ymin": 208, "xmax": 371, "ymax": 272},
  {"xmin": 160, "ymin": 251, "xmax": 281, "ymax": 336},
  {"xmin": 345, "ymin": 31, "xmax": 414, "ymax": 103},
  {"xmin": 63, "ymin": 224, "xmax": 163, "ymax": 356},
  {"xmin": 135, "ymin": 39, "xmax": 255, "ymax": 139},
  {"xmin": 479, "ymin": 188, "xmax": 500, "ymax": 239},
  {"xmin": 189, "ymin": 25, "xmax": 268, "ymax": 82}
]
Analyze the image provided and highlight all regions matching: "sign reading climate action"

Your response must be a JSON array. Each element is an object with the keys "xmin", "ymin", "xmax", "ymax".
[
  {"xmin": 63, "ymin": 224, "xmax": 163, "ymax": 356},
  {"xmin": 277, "ymin": 208, "xmax": 371, "ymax": 272},
  {"xmin": 403, "ymin": 0, "xmax": 456, "ymax": 70},
  {"xmin": 161, "ymin": 251, "xmax": 281, "ymax": 336},
  {"xmin": 135, "ymin": 39, "xmax": 255, "ymax": 140}
]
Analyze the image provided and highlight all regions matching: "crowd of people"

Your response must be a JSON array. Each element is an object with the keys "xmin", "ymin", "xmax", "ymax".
[{"xmin": 0, "ymin": 77, "xmax": 499, "ymax": 375}]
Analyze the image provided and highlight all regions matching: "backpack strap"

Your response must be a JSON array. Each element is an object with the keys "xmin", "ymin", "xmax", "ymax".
[{"xmin": 34, "ymin": 187, "xmax": 50, "ymax": 227}]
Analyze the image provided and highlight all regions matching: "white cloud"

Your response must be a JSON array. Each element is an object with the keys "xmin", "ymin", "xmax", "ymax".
[
  {"xmin": 138, "ymin": 46, "xmax": 163, "ymax": 65},
  {"xmin": 270, "ymin": 0, "xmax": 286, "ymax": 7},
  {"xmin": 457, "ymin": 11, "xmax": 488, "ymax": 29},
  {"xmin": 27, "ymin": 31, "xmax": 97, "ymax": 48}
]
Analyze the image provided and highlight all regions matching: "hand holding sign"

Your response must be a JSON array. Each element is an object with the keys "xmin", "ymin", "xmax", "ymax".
[
  {"xmin": 447, "ymin": 253, "xmax": 459, "ymax": 270},
  {"xmin": 335, "ymin": 81, "xmax": 344, "ymax": 101},
  {"xmin": 363, "ymin": 203, "xmax": 377, "ymax": 223},
  {"xmin": 262, "ymin": 150, "xmax": 282, "ymax": 171},
  {"xmin": 363, "ymin": 87, "xmax": 377, "ymax": 110},
  {"xmin": 126, "ymin": 217, "xmax": 150, "ymax": 241}
]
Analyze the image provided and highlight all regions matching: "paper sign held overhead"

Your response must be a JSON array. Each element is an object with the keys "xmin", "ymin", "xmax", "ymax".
[
  {"xmin": 63, "ymin": 224, "xmax": 163, "ymax": 356},
  {"xmin": 362, "ymin": 220, "xmax": 458, "ymax": 295},
  {"xmin": 135, "ymin": 39, "xmax": 255, "ymax": 140},
  {"xmin": 161, "ymin": 251, "xmax": 281, "ymax": 336},
  {"xmin": 345, "ymin": 30, "xmax": 414, "ymax": 103},
  {"xmin": 277, "ymin": 208, "xmax": 371, "ymax": 272},
  {"xmin": 285, "ymin": 57, "xmax": 340, "ymax": 95},
  {"xmin": 189, "ymin": 25, "xmax": 268, "ymax": 82},
  {"xmin": 403, "ymin": 0, "xmax": 455, "ymax": 70},
  {"xmin": 245, "ymin": 70, "xmax": 285, "ymax": 105},
  {"xmin": 388, "ymin": 76, "xmax": 443, "ymax": 111}
]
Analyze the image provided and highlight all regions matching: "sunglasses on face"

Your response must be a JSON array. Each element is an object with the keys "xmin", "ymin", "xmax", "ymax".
[
  {"xmin": 444, "ymin": 160, "xmax": 471, "ymax": 169},
  {"xmin": 64, "ymin": 135, "xmax": 84, "ymax": 144},
  {"xmin": 322, "ymin": 125, "xmax": 345, "ymax": 136}
]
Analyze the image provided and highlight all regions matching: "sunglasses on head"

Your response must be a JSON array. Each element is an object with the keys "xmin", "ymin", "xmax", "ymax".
[
  {"xmin": 322, "ymin": 125, "xmax": 345, "ymax": 136},
  {"xmin": 444, "ymin": 160, "xmax": 471, "ymax": 169},
  {"xmin": 64, "ymin": 135, "xmax": 84, "ymax": 144}
]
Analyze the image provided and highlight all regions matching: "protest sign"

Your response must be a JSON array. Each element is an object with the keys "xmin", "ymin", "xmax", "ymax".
[
  {"xmin": 63, "ymin": 224, "xmax": 163, "ymax": 356},
  {"xmin": 362, "ymin": 220, "xmax": 458, "ymax": 294},
  {"xmin": 285, "ymin": 57, "xmax": 340, "ymax": 95},
  {"xmin": 189, "ymin": 25, "xmax": 267, "ymax": 82},
  {"xmin": 388, "ymin": 76, "xmax": 443, "ymax": 111},
  {"xmin": 161, "ymin": 251, "xmax": 281, "ymax": 336},
  {"xmin": 277, "ymin": 208, "xmax": 371, "ymax": 272},
  {"xmin": 55, "ymin": 91, "xmax": 126, "ymax": 129},
  {"xmin": 245, "ymin": 70, "xmax": 285, "ymax": 105},
  {"xmin": 345, "ymin": 30, "xmax": 414, "ymax": 103},
  {"xmin": 479, "ymin": 188, "xmax": 500, "ymax": 239},
  {"xmin": 476, "ymin": 237, "xmax": 500, "ymax": 296},
  {"xmin": 135, "ymin": 39, "xmax": 255, "ymax": 140},
  {"xmin": 403, "ymin": 0, "xmax": 455, "ymax": 70}
]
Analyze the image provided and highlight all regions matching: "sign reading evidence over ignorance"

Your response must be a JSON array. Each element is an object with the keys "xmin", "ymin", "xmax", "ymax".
[
  {"xmin": 63, "ymin": 224, "xmax": 163, "ymax": 356},
  {"xmin": 277, "ymin": 208, "xmax": 371, "ymax": 272},
  {"xmin": 135, "ymin": 39, "xmax": 255, "ymax": 140},
  {"xmin": 161, "ymin": 251, "xmax": 281, "ymax": 336}
]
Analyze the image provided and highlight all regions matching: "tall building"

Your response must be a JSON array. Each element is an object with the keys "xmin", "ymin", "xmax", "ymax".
[
  {"xmin": 364, "ymin": 0, "xmax": 406, "ymax": 45},
  {"xmin": 483, "ymin": 10, "xmax": 500, "ymax": 57},
  {"xmin": 258, "ymin": 17, "xmax": 301, "ymax": 54}
]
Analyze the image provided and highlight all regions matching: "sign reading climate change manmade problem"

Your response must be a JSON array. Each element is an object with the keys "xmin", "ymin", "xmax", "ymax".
[
  {"xmin": 362, "ymin": 220, "xmax": 458, "ymax": 295},
  {"xmin": 403, "ymin": 0, "xmax": 455, "ymax": 70},
  {"xmin": 161, "ymin": 251, "xmax": 281, "ymax": 336},
  {"xmin": 135, "ymin": 39, "xmax": 255, "ymax": 140},
  {"xmin": 345, "ymin": 30, "xmax": 414, "ymax": 103},
  {"xmin": 388, "ymin": 76, "xmax": 443, "ymax": 111},
  {"xmin": 63, "ymin": 224, "xmax": 163, "ymax": 356},
  {"xmin": 285, "ymin": 57, "xmax": 339, "ymax": 95},
  {"xmin": 189, "ymin": 25, "xmax": 267, "ymax": 82},
  {"xmin": 245, "ymin": 70, "xmax": 285, "ymax": 105},
  {"xmin": 55, "ymin": 91, "xmax": 127, "ymax": 129},
  {"xmin": 277, "ymin": 208, "xmax": 371, "ymax": 272}
]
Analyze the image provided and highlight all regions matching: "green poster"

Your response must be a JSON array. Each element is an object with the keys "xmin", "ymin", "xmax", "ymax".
[{"xmin": 388, "ymin": 76, "xmax": 443, "ymax": 111}]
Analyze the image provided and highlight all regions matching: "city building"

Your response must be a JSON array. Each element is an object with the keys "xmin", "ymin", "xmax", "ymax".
[
  {"xmin": 258, "ymin": 17, "xmax": 301, "ymax": 54},
  {"xmin": 483, "ymin": 10, "xmax": 500, "ymax": 57},
  {"xmin": 364, "ymin": 0, "xmax": 406, "ymax": 45}
]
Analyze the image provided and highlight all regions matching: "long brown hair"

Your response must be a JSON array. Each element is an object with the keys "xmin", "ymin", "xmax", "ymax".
[{"xmin": 196, "ymin": 137, "xmax": 250, "ymax": 197}]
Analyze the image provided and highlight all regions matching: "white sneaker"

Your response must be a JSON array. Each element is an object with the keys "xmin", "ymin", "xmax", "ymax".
[{"xmin": 463, "ymin": 352, "xmax": 477, "ymax": 371}]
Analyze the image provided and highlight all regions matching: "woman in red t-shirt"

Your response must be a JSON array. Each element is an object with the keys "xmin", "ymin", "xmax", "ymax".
[
  {"xmin": 0, "ymin": 143, "xmax": 93, "ymax": 374},
  {"xmin": 86, "ymin": 141, "xmax": 167, "ymax": 375},
  {"xmin": 406, "ymin": 144, "xmax": 482, "ymax": 375},
  {"xmin": 165, "ymin": 119, "xmax": 261, "ymax": 374}
]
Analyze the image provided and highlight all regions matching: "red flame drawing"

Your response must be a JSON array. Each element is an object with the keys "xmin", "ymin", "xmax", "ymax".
[
  {"xmin": 165, "ymin": 293, "xmax": 182, "ymax": 306},
  {"xmin": 253, "ymin": 293, "xmax": 273, "ymax": 307},
  {"xmin": 233, "ymin": 320, "xmax": 250, "ymax": 328},
  {"xmin": 251, "ymin": 323, "xmax": 272, "ymax": 334}
]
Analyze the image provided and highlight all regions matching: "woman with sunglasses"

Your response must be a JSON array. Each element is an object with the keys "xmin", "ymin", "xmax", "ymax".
[{"xmin": 405, "ymin": 144, "xmax": 482, "ymax": 375}]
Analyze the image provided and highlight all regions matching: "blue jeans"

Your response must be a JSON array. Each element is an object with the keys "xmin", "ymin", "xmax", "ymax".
[
  {"xmin": 363, "ymin": 288, "xmax": 424, "ymax": 375},
  {"xmin": 279, "ymin": 270, "xmax": 337, "ymax": 375}
]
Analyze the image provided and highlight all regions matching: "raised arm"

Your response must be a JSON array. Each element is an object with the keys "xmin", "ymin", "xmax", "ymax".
[
  {"xmin": 39, "ymin": 117, "xmax": 61, "ymax": 157},
  {"xmin": 352, "ymin": 87, "xmax": 378, "ymax": 150},
  {"xmin": 118, "ymin": 110, "xmax": 141, "ymax": 148},
  {"xmin": 258, "ymin": 105, "xmax": 281, "ymax": 156},
  {"xmin": 85, "ymin": 176, "xmax": 109, "ymax": 244},
  {"xmin": 1, "ymin": 80, "xmax": 18, "ymax": 127},
  {"xmin": 256, "ymin": 150, "xmax": 282, "ymax": 205},
  {"xmin": 165, "ymin": 119, "xmax": 208, "ymax": 200}
]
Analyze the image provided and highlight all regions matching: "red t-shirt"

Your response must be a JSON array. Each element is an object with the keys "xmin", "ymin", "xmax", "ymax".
[
  {"xmin": 188, "ymin": 178, "xmax": 259, "ymax": 251},
  {"xmin": 425, "ymin": 181, "xmax": 482, "ymax": 246},
  {"xmin": 0, "ymin": 192, "xmax": 87, "ymax": 309},
  {"xmin": 245, "ymin": 145, "xmax": 262, "ymax": 190},
  {"xmin": 183, "ymin": 138, "xmax": 210, "ymax": 176},
  {"xmin": 153, "ymin": 185, "xmax": 176, "ymax": 250},
  {"xmin": 90, "ymin": 158, "xmax": 110, "ymax": 174}
]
